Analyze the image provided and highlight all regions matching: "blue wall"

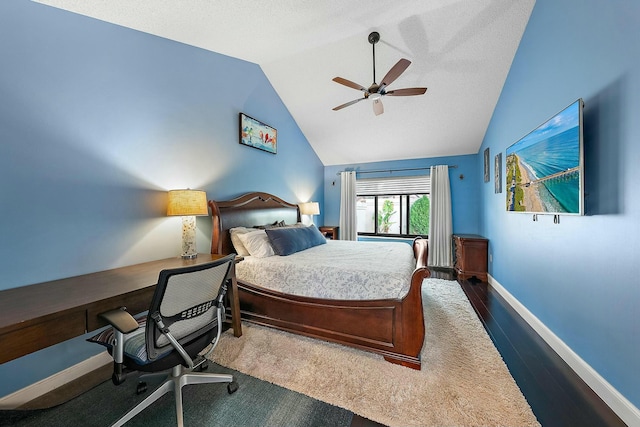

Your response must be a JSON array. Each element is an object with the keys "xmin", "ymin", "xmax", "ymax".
[
  {"xmin": 324, "ymin": 154, "xmax": 480, "ymax": 237},
  {"xmin": 480, "ymin": 0, "xmax": 640, "ymax": 408},
  {"xmin": 0, "ymin": 0, "xmax": 323, "ymax": 397}
]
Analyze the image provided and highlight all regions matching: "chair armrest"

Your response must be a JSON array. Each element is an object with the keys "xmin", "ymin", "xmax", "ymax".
[{"xmin": 99, "ymin": 307, "xmax": 140, "ymax": 334}]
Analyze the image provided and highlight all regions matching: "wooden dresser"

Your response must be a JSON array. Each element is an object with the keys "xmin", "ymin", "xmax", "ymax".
[{"xmin": 453, "ymin": 234, "xmax": 488, "ymax": 281}]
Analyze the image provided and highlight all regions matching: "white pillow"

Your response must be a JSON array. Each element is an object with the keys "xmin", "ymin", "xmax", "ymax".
[
  {"xmin": 229, "ymin": 227, "xmax": 251, "ymax": 256},
  {"xmin": 237, "ymin": 230, "xmax": 275, "ymax": 258}
]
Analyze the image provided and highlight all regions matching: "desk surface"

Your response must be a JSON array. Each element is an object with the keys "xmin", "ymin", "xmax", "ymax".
[{"xmin": 0, "ymin": 254, "xmax": 239, "ymax": 364}]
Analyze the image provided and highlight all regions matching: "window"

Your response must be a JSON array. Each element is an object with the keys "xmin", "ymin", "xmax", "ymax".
[{"xmin": 356, "ymin": 176, "xmax": 430, "ymax": 237}]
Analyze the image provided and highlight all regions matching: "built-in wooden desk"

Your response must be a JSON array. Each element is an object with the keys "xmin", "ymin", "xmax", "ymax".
[{"xmin": 0, "ymin": 254, "xmax": 242, "ymax": 365}]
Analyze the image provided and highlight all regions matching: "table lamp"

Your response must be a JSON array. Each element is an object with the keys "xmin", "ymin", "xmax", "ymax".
[
  {"xmin": 299, "ymin": 202, "xmax": 320, "ymax": 226},
  {"xmin": 167, "ymin": 189, "xmax": 208, "ymax": 259}
]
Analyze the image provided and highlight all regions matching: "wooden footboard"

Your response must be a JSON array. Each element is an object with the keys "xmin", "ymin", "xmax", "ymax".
[
  {"xmin": 209, "ymin": 192, "xmax": 431, "ymax": 370},
  {"xmin": 237, "ymin": 238, "xmax": 430, "ymax": 369}
]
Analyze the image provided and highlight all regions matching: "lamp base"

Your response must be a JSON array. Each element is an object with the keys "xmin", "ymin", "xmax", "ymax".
[{"xmin": 180, "ymin": 216, "xmax": 199, "ymax": 260}]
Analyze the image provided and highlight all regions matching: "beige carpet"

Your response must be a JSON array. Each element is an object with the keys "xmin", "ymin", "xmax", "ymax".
[{"xmin": 210, "ymin": 279, "xmax": 540, "ymax": 427}]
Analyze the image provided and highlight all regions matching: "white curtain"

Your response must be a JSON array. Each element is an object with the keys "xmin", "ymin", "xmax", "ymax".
[
  {"xmin": 339, "ymin": 171, "xmax": 357, "ymax": 241},
  {"xmin": 428, "ymin": 165, "xmax": 453, "ymax": 267}
]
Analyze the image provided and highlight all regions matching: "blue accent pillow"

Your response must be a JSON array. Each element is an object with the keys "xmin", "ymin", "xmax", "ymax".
[{"xmin": 265, "ymin": 225, "xmax": 327, "ymax": 256}]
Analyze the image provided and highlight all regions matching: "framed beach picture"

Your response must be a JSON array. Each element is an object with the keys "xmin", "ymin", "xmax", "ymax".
[
  {"xmin": 505, "ymin": 99, "xmax": 584, "ymax": 214},
  {"xmin": 239, "ymin": 113, "xmax": 277, "ymax": 154}
]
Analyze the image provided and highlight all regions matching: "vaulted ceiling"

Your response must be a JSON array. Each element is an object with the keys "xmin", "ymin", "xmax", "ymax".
[{"xmin": 34, "ymin": 0, "xmax": 535, "ymax": 165}]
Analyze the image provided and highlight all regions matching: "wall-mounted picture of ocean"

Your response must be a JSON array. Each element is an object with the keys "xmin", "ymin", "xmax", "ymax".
[{"xmin": 506, "ymin": 99, "xmax": 584, "ymax": 215}]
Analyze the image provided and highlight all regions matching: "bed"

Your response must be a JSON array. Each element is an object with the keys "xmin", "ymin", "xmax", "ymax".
[{"xmin": 209, "ymin": 192, "xmax": 431, "ymax": 369}]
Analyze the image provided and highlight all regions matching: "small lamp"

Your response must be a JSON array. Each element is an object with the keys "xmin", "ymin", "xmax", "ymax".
[
  {"xmin": 167, "ymin": 189, "xmax": 208, "ymax": 259},
  {"xmin": 299, "ymin": 202, "xmax": 320, "ymax": 226}
]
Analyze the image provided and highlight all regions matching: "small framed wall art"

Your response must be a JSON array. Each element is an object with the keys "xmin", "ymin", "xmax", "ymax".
[
  {"xmin": 483, "ymin": 147, "xmax": 490, "ymax": 182},
  {"xmin": 239, "ymin": 113, "xmax": 277, "ymax": 154},
  {"xmin": 495, "ymin": 152, "xmax": 502, "ymax": 193}
]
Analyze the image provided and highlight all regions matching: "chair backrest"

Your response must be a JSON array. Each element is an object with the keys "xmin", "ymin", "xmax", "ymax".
[{"xmin": 145, "ymin": 255, "xmax": 235, "ymax": 361}]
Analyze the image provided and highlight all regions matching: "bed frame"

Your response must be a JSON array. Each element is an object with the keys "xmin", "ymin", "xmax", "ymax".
[{"xmin": 209, "ymin": 192, "xmax": 431, "ymax": 369}]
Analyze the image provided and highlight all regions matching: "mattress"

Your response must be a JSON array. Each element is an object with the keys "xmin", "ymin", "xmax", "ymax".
[{"xmin": 234, "ymin": 239, "xmax": 416, "ymax": 300}]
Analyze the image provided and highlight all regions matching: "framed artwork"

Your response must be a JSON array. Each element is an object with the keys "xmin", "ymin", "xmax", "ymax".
[
  {"xmin": 484, "ymin": 148, "xmax": 490, "ymax": 182},
  {"xmin": 239, "ymin": 113, "xmax": 277, "ymax": 154},
  {"xmin": 495, "ymin": 153, "xmax": 502, "ymax": 193}
]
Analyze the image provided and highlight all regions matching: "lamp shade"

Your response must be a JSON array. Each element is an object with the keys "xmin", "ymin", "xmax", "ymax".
[
  {"xmin": 167, "ymin": 190, "xmax": 208, "ymax": 216},
  {"xmin": 299, "ymin": 202, "xmax": 320, "ymax": 216}
]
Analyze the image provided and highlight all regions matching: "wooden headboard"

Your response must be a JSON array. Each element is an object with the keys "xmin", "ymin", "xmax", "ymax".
[{"xmin": 208, "ymin": 192, "xmax": 301, "ymax": 255}]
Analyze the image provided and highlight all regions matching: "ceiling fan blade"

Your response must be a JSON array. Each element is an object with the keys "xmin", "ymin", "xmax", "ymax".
[
  {"xmin": 332, "ymin": 77, "xmax": 367, "ymax": 92},
  {"xmin": 332, "ymin": 97, "xmax": 365, "ymax": 111},
  {"xmin": 373, "ymin": 99, "xmax": 384, "ymax": 116},
  {"xmin": 379, "ymin": 58, "xmax": 411, "ymax": 90},
  {"xmin": 385, "ymin": 87, "xmax": 428, "ymax": 96}
]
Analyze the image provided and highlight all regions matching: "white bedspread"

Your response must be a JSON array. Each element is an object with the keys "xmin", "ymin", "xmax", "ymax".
[{"xmin": 235, "ymin": 240, "xmax": 416, "ymax": 300}]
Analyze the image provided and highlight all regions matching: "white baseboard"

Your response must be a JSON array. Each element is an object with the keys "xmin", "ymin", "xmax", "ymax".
[
  {"xmin": 488, "ymin": 274, "xmax": 640, "ymax": 427},
  {"xmin": 0, "ymin": 351, "xmax": 112, "ymax": 410}
]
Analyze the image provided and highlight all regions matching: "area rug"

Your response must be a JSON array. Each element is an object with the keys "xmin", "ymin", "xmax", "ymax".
[
  {"xmin": 210, "ymin": 279, "xmax": 540, "ymax": 427},
  {"xmin": 1, "ymin": 364, "xmax": 353, "ymax": 427}
]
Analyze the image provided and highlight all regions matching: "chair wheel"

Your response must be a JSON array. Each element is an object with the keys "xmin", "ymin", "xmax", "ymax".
[
  {"xmin": 227, "ymin": 381, "xmax": 239, "ymax": 394},
  {"xmin": 136, "ymin": 382, "xmax": 147, "ymax": 395}
]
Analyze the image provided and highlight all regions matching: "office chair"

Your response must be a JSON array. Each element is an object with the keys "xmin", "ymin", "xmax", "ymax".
[{"xmin": 89, "ymin": 255, "xmax": 238, "ymax": 427}]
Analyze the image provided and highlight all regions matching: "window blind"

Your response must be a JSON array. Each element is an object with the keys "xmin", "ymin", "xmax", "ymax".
[{"xmin": 356, "ymin": 175, "xmax": 430, "ymax": 195}]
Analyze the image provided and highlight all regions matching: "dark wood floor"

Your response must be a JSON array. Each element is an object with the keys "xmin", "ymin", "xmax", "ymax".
[{"xmin": 352, "ymin": 270, "xmax": 626, "ymax": 427}]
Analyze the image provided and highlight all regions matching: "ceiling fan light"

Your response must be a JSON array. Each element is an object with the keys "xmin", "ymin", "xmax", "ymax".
[
  {"xmin": 373, "ymin": 99, "xmax": 384, "ymax": 116},
  {"xmin": 369, "ymin": 92, "xmax": 382, "ymax": 100}
]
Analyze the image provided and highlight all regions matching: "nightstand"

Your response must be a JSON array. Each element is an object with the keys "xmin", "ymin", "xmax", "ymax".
[{"xmin": 319, "ymin": 226, "xmax": 339, "ymax": 240}]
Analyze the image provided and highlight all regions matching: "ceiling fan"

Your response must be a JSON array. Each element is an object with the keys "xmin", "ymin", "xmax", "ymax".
[{"xmin": 332, "ymin": 31, "xmax": 427, "ymax": 116}]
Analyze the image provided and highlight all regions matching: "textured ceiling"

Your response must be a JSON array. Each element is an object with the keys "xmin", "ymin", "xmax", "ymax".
[{"xmin": 34, "ymin": 0, "xmax": 535, "ymax": 165}]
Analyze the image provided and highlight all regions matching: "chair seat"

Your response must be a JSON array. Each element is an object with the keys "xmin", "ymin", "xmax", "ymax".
[
  {"xmin": 89, "ymin": 315, "xmax": 220, "ymax": 372},
  {"xmin": 88, "ymin": 315, "xmax": 153, "ymax": 365}
]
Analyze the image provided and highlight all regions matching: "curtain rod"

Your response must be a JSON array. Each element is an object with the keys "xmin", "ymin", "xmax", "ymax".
[{"xmin": 336, "ymin": 165, "xmax": 457, "ymax": 176}]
